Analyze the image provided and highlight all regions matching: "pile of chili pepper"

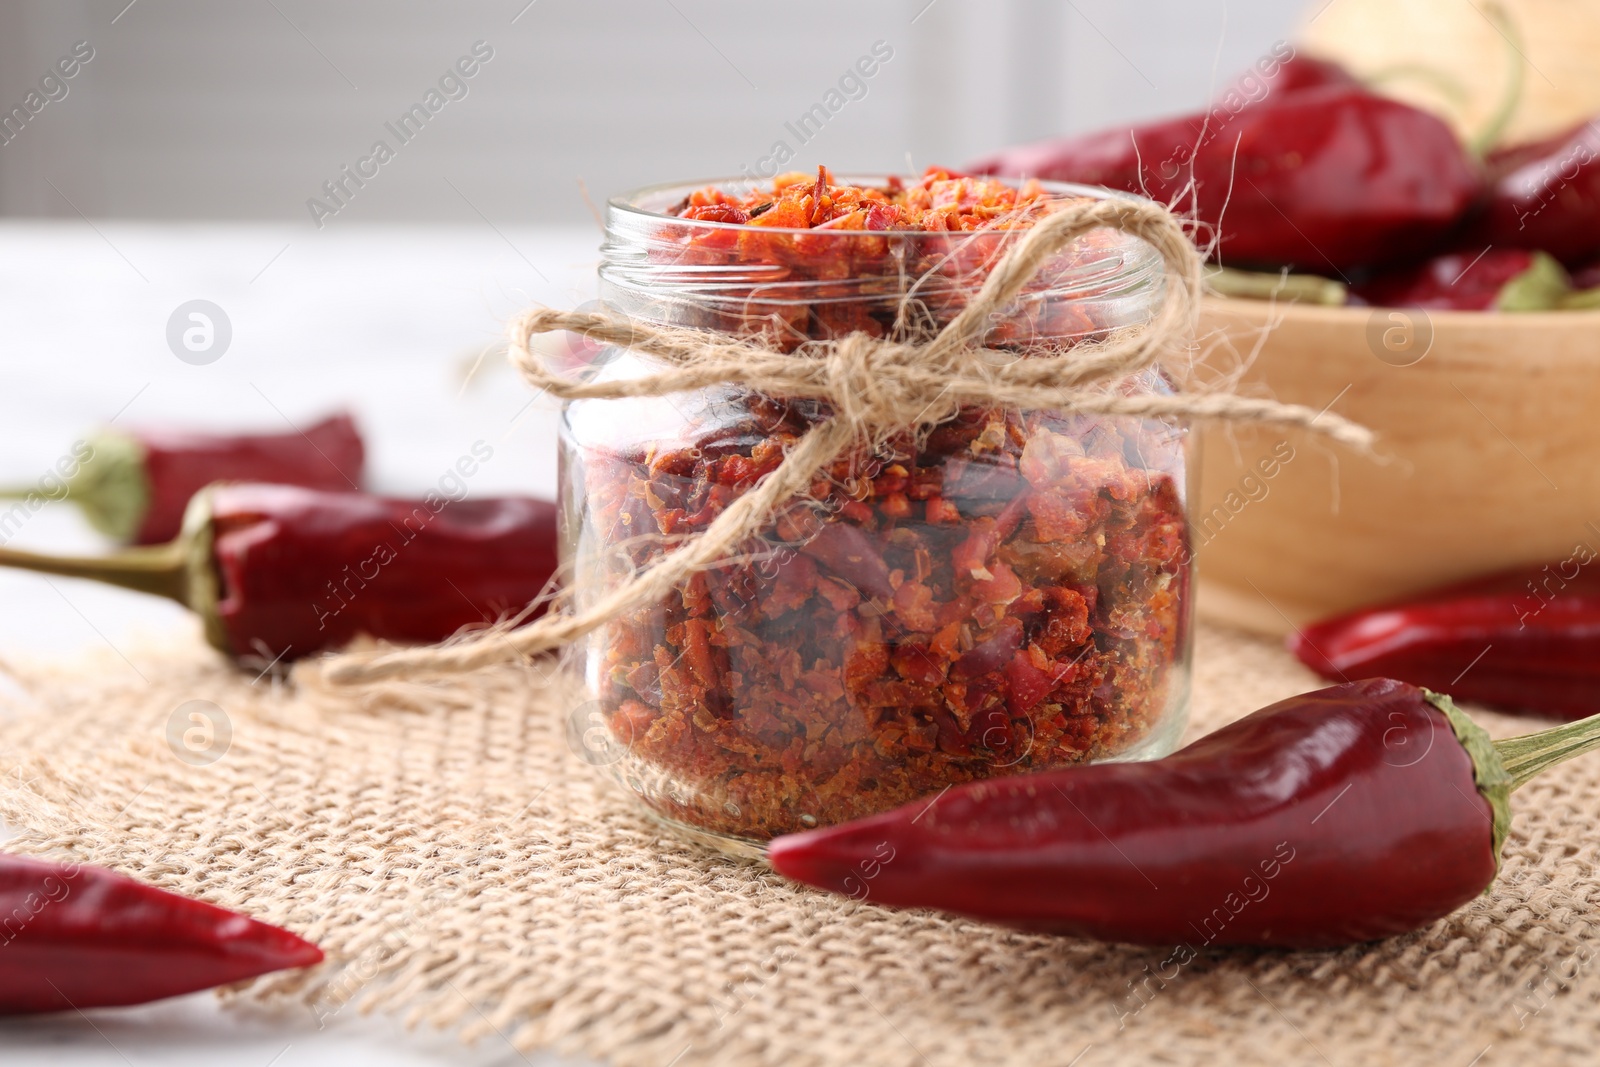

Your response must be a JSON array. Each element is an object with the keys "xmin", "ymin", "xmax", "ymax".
[
  {"xmin": 672, "ymin": 164, "xmax": 1055, "ymax": 233},
  {"xmin": 657, "ymin": 166, "xmax": 1128, "ymax": 348},
  {"xmin": 581, "ymin": 391, "xmax": 1189, "ymax": 841},
  {"xmin": 770, "ymin": 676, "xmax": 1600, "ymax": 948},
  {"xmin": 971, "ymin": 50, "xmax": 1600, "ymax": 311},
  {"xmin": 0, "ymin": 482, "xmax": 560, "ymax": 666},
  {"xmin": 0, "ymin": 852, "xmax": 320, "ymax": 1013}
]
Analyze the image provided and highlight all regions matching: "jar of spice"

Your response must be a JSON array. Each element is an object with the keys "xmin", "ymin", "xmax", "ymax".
[{"xmin": 559, "ymin": 168, "xmax": 1193, "ymax": 853}]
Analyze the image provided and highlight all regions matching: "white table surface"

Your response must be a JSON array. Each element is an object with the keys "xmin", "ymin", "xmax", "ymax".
[{"xmin": 0, "ymin": 222, "xmax": 605, "ymax": 1066}]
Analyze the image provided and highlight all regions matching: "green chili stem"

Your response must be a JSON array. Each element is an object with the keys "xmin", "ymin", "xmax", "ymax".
[
  {"xmin": 1363, "ymin": 2, "xmax": 1523, "ymax": 155},
  {"xmin": 1493, "ymin": 713, "xmax": 1600, "ymax": 791},
  {"xmin": 1496, "ymin": 252, "xmax": 1573, "ymax": 311},
  {"xmin": 1204, "ymin": 267, "xmax": 1347, "ymax": 306},
  {"xmin": 1365, "ymin": 65, "xmax": 1471, "ymax": 109},
  {"xmin": 1468, "ymin": 0, "xmax": 1526, "ymax": 155},
  {"xmin": 0, "ymin": 487, "xmax": 50, "ymax": 501},
  {"xmin": 1427, "ymin": 692, "xmax": 1511, "ymax": 868},
  {"xmin": 1560, "ymin": 287, "xmax": 1600, "ymax": 311},
  {"xmin": 0, "ymin": 542, "xmax": 190, "ymax": 604}
]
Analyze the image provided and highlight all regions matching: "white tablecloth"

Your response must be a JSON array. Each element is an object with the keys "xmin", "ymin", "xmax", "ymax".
[{"xmin": 0, "ymin": 222, "xmax": 604, "ymax": 1066}]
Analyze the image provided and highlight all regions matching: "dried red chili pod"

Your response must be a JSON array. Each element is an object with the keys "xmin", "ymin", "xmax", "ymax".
[
  {"xmin": 1291, "ymin": 560, "xmax": 1600, "ymax": 721},
  {"xmin": 1348, "ymin": 248, "xmax": 1570, "ymax": 310},
  {"xmin": 1472, "ymin": 118, "xmax": 1600, "ymax": 267},
  {"xmin": 0, "ymin": 853, "xmax": 321, "ymax": 1014},
  {"xmin": 0, "ymin": 413, "xmax": 366, "ymax": 545},
  {"xmin": 770, "ymin": 678, "xmax": 1600, "ymax": 949},
  {"xmin": 0, "ymin": 482, "xmax": 558, "ymax": 665},
  {"xmin": 969, "ymin": 86, "xmax": 1482, "ymax": 274},
  {"xmin": 1224, "ymin": 51, "xmax": 1360, "ymax": 100},
  {"xmin": 1241, "ymin": 51, "xmax": 1356, "ymax": 95}
]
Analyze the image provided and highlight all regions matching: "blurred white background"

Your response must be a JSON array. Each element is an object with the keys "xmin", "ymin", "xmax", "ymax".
[{"xmin": 0, "ymin": 0, "xmax": 1300, "ymax": 222}]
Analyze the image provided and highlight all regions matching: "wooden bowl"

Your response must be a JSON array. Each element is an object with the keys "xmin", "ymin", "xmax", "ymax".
[{"xmin": 1193, "ymin": 298, "xmax": 1600, "ymax": 635}]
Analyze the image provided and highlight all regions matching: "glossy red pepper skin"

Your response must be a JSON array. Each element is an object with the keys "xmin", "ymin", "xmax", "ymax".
[
  {"xmin": 1472, "ymin": 119, "xmax": 1600, "ymax": 267},
  {"xmin": 1228, "ymin": 53, "xmax": 1360, "ymax": 99},
  {"xmin": 1293, "ymin": 565, "xmax": 1600, "ymax": 721},
  {"xmin": 970, "ymin": 86, "xmax": 1482, "ymax": 274},
  {"xmin": 209, "ymin": 483, "xmax": 559, "ymax": 662},
  {"xmin": 1348, "ymin": 248, "xmax": 1558, "ymax": 310},
  {"xmin": 0, "ymin": 853, "xmax": 321, "ymax": 1014},
  {"xmin": 1263, "ymin": 55, "xmax": 1360, "ymax": 94},
  {"xmin": 769, "ymin": 679, "xmax": 1496, "ymax": 949},
  {"xmin": 132, "ymin": 413, "xmax": 365, "ymax": 544}
]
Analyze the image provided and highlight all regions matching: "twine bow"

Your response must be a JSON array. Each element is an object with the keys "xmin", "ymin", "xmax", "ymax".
[{"xmin": 324, "ymin": 197, "xmax": 1371, "ymax": 684}]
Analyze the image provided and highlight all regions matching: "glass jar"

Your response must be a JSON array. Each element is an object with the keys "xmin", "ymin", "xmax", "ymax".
[{"xmin": 559, "ymin": 174, "xmax": 1193, "ymax": 854}]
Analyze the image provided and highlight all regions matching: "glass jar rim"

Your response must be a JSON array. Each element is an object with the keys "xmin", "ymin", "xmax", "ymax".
[
  {"xmin": 601, "ymin": 175, "xmax": 1164, "ymax": 303},
  {"xmin": 607, "ymin": 173, "xmax": 1160, "ymax": 242},
  {"xmin": 597, "ymin": 174, "xmax": 1166, "ymax": 348}
]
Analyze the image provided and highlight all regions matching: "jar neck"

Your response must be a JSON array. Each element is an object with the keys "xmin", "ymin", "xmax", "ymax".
[{"xmin": 599, "ymin": 176, "xmax": 1165, "ymax": 350}]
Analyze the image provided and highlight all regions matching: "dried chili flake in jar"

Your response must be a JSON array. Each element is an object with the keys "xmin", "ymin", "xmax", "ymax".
[{"xmin": 562, "ymin": 169, "xmax": 1190, "ymax": 847}]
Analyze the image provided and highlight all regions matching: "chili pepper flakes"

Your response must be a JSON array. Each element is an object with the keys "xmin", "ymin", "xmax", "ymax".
[
  {"xmin": 655, "ymin": 167, "xmax": 1116, "ymax": 351},
  {"xmin": 582, "ymin": 397, "xmax": 1188, "ymax": 841},
  {"xmin": 676, "ymin": 166, "xmax": 1054, "ymax": 233},
  {"xmin": 573, "ymin": 169, "xmax": 1190, "ymax": 842}
]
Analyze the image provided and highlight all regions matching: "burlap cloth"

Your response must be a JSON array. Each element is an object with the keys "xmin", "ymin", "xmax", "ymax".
[{"xmin": 0, "ymin": 620, "xmax": 1595, "ymax": 1066}]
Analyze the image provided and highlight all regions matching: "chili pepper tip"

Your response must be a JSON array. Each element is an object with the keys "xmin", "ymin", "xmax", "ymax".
[
  {"xmin": 767, "ymin": 816, "xmax": 900, "ymax": 897},
  {"xmin": 232, "ymin": 919, "xmax": 325, "ymax": 972},
  {"xmin": 0, "ymin": 854, "xmax": 326, "ymax": 1015}
]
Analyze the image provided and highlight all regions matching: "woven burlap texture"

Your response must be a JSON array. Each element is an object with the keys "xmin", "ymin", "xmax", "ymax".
[{"xmin": 0, "ymin": 621, "xmax": 1595, "ymax": 1067}]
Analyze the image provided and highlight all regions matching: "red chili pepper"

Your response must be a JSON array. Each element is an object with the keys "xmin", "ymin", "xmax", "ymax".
[
  {"xmin": 770, "ymin": 678, "xmax": 1600, "ymax": 948},
  {"xmin": 1349, "ymin": 248, "xmax": 1570, "ymax": 310},
  {"xmin": 969, "ymin": 86, "xmax": 1482, "ymax": 274},
  {"xmin": 1472, "ymin": 118, "xmax": 1600, "ymax": 267},
  {"xmin": 1224, "ymin": 51, "xmax": 1360, "ymax": 100},
  {"xmin": 1291, "ymin": 561, "xmax": 1600, "ymax": 721},
  {"xmin": 0, "ymin": 413, "xmax": 366, "ymax": 546},
  {"xmin": 0, "ymin": 482, "xmax": 558, "ymax": 665},
  {"xmin": 0, "ymin": 853, "xmax": 321, "ymax": 1014}
]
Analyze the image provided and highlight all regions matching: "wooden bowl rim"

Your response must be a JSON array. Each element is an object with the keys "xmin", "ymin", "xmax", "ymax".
[{"xmin": 1203, "ymin": 295, "xmax": 1600, "ymax": 333}]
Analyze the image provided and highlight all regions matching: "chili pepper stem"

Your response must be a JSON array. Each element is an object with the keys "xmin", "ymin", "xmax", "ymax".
[
  {"xmin": 1492, "ymin": 713, "xmax": 1600, "ymax": 792},
  {"xmin": 1426, "ymin": 691, "xmax": 1512, "ymax": 863},
  {"xmin": 1560, "ymin": 287, "xmax": 1600, "ymax": 310},
  {"xmin": 1364, "ymin": 65, "xmax": 1471, "ymax": 110},
  {"xmin": 1362, "ymin": 2, "xmax": 1522, "ymax": 155},
  {"xmin": 1467, "ymin": 0, "xmax": 1526, "ymax": 155},
  {"xmin": 1205, "ymin": 266, "xmax": 1347, "ymax": 305},
  {"xmin": 0, "ymin": 488, "xmax": 221, "ymax": 650},
  {"xmin": 0, "ymin": 541, "xmax": 190, "ymax": 603}
]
